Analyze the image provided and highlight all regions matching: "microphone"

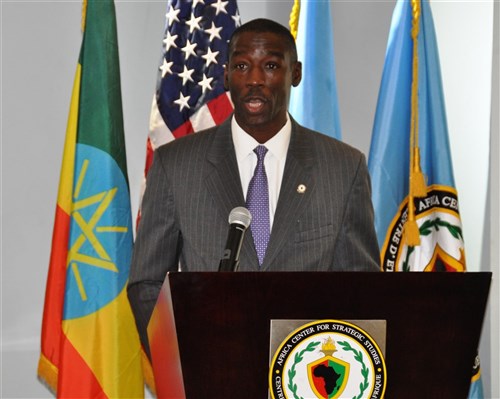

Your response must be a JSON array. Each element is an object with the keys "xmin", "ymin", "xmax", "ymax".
[{"xmin": 218, "ymin": 207, "xmax": 252, "ymax": 272}]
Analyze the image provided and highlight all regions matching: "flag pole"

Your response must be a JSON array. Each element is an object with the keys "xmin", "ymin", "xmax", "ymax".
[{"xmin": 289, "ymin": 0, "xmax": 300, "ymax": 39}]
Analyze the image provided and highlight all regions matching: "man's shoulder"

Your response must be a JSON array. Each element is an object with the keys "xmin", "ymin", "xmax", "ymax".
[
  {"xmin": 157, "ymin": 116, "xmax": 232, "ymax": 154},
  {"xmin": 157, "ymin": 125, "xmax": 219, "ymax": 152}
]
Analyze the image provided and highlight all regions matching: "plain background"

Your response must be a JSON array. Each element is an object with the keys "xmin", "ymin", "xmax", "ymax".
[{"xmin": 1, "ymin": 0, "xmax": 498, "ymax": 397}]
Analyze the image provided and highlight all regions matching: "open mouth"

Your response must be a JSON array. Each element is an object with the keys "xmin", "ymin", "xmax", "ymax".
[{"xmin": 244, "ymin": 97, "xmax": 266, "ymax": 113}]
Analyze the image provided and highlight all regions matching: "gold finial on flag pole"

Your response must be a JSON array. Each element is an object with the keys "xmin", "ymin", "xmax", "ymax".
[
  {"xmin": 289, "ymin": 0, "xmax": 300, "ymax": 39},
  {"xmin": 405, "ymin": 0, "xmax": 427, "ymax": 246}
]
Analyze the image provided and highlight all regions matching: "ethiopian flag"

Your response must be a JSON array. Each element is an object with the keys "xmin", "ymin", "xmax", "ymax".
[{"xmin": 37, "ymin": 0, "xmax": 144, "ymax": 397}]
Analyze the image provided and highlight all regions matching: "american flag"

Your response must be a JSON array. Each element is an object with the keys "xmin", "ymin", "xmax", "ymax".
[{"xmin": 143, "ymin": 0, "xmax": 240, "ymax": 178}]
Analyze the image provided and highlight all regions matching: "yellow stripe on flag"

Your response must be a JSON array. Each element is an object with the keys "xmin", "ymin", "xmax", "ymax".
[
  {"xmin": 58, "ymin": 64, "xmax": 81, "ymax": 216},
  {"xmin": 62, "ymin": 286, "xmax": 143, "ymax": 397}
]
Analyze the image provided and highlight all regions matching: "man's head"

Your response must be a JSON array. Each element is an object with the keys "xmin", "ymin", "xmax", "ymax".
[
  {"xmin": 224, "ymin": 19, "xmax": 302, "ymax": 143},
  {"xmin": 228, "ymin": 18, "xmax": 298, "ymax": 64}
]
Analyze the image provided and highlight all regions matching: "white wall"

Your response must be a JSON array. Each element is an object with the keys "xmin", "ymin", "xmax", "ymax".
[
  {"xmin": 485, "ymin": 0, "xmax": 500, "ymax": 396},
  {"xmin": 1, "ymin": 0, "xmax": 497, "ymax": 397}
]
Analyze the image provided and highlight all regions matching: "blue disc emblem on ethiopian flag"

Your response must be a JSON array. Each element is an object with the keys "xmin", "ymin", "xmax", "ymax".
[{"xmin": 64, "ymin": 143, "xmax": 132, "ymax": 319}]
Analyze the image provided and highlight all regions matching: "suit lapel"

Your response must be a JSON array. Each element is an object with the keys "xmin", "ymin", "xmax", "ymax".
[
  {"xmin": 204, "ymin": 118, "xmax": 260, "ymax": 270},
  {"xmin": 262, "ymin": 121, "xmax": 316, "ymax": 270},
  {"xmin": 205, "ymin": 119, "xmax": 243, "ymax": 215}
]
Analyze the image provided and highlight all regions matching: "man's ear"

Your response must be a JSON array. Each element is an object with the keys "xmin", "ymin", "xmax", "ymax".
[
  {"xmin": 223, "ymin": 64, "xmax": 229, "ymax": 90},
  {"xmin": 292, "ymin": 61, "xmax": 302, "ymax": 87}
]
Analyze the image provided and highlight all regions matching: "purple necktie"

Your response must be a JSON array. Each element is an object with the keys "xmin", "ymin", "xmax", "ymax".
[{"xmin": 246, "ymin": 145, "xmax": 270, "ymax": 266}]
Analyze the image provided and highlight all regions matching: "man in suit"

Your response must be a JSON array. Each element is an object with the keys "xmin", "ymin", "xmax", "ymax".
[{"xmin": 128, "ymin": 18, "xmax": 380, "ymax": 356}]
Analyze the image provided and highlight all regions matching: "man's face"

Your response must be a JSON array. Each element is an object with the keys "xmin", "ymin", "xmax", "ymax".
[{"xmin": 224, "ymin": 31, "xmax": 302, "ymax": 142}]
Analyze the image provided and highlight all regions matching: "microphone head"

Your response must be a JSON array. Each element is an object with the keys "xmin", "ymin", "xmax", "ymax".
[{"xmin": 228, "ymin": 207, "xmax": 252, "ymax": 229}]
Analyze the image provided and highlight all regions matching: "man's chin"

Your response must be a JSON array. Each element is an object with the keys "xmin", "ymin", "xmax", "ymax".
[{"xmin": 235, "ymin": 114, "xmax": 269, "ymax": 130}]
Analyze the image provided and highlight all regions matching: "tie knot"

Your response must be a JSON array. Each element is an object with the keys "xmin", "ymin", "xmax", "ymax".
[{"xmin": 254, "ymin": 145, "xmax": 268, "ymax": 161}]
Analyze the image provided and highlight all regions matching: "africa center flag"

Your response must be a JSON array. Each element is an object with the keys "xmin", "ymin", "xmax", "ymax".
[
  {"xmin": 368, "ymin": 0, "xmax": 465, "ymax": 273},
  {"xmin": 368, "ymin": 0, "xmax": 483, "ymax": 396},
  {"xmin": 37, "ymin": 0, "xmax": 143, "ymax": 397}
]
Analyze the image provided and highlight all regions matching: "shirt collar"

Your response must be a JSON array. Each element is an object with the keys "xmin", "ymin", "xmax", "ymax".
[{"xmin": 232, "ymin": 114, "xmax": 292, "ymax": 162}]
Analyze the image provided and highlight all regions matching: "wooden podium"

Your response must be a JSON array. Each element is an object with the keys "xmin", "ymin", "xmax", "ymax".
[{"xmin": 148, "ymin": 272, "xmax": 491, "ymax": 399}]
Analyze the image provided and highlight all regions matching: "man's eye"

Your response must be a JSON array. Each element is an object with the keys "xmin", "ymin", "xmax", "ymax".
[
  {"xmin": 266, "ymin": 63, "xmax": 278, "ymax": 70},
  {"xmin": 234, "ymin": 63, "xmax": 247, "ymax": 70}
]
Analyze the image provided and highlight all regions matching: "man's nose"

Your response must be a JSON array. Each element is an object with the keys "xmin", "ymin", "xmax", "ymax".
[{"xmin": 247, "ymin": 66, "xmax": 264, "ymax": 86}]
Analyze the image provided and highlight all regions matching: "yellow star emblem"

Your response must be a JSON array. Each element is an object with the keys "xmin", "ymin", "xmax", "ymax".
[{"xmin": 67, "ymin": 159, "xmax": 128, "ymax": 301}]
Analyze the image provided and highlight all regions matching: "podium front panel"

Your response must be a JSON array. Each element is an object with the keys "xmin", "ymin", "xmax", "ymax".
[{"xmin": 148, "ymin": 271, "xmax": 491, "ymax": 399}]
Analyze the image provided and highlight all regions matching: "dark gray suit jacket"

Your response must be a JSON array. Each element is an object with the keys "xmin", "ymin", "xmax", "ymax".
[{"xmin": 128, "ymin": 116, "xmax": 380, "ymax": 353}]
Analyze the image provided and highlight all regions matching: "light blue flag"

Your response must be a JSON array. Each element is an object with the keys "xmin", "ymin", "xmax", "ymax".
[
  {"xmin": 368, "ymin": 0, "xmax": 483, "ymax": 396},
  {"xmin": 288, "ymin": 0, "xmax": 341, "ymax": 139},
  {"xmin": 469, "ymin": 354, "xmax": 484, "ymax": 399},
  {"xmin": 368, "ymin": 0, "xmax": 455, "ymax": 247}
]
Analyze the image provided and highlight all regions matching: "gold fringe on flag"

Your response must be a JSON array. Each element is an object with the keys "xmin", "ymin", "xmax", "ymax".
[
  {"xmin": 142, "ymin": 350, "xmax": 157, "ymax": 396},
  {"xmin": 404, "ymin": 0, "xmax": 427, "ymax": 246},
  {"xmin": 289, "ymin": 0, "xmax": 300, "ymax": 39}
]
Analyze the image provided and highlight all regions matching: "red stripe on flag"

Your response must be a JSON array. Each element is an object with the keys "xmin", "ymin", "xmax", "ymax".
[
  {"xmin": 58, "ymin": 336, "xmax": 108, "ymax": 399},
  {"xmin": 40, "ymin": 205, "xmax": 70, "ymax": 372},
  {"xmin": 145, "ymin": 138, "xmax": 154, "ymax": 176},
  {"xmin": 207, "ymin": 93, "xmax": 233, "ymax": 124},
  {"xmin": 172, "ymin": 120, "xmax": 194, "ymax": 139}
]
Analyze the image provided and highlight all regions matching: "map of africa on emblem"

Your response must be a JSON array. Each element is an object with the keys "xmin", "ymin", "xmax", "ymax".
[{"xmin": 269, "ymin": 320, "xmax": 387, "ymax": 399}]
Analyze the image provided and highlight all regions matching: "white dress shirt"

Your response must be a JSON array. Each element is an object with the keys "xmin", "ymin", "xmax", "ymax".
[{"xmin": 231, "ymin": 114, "xmax": 291, "ymax": 229}]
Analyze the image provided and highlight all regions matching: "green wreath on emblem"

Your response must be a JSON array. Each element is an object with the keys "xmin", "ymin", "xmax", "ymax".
[
  {"xmin": 287, "ymin": 341, "xmax": 321, "ymax": 399},
  {"xmin": 403, "ymin": 217, "xmax": 463, "ymax": 272},
  {"xmin": 337, "ymin": 341, "xmax": 369, "ymax": 399},
  {"xmin": 419, "ymin": 217, "xmax": 463, "ymax": 240}
]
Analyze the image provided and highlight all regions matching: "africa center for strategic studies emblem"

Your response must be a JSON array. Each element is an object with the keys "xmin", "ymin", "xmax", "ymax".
[{"xmin": 269, "ymin": 320, "xmax": 387, "ymax": 399}]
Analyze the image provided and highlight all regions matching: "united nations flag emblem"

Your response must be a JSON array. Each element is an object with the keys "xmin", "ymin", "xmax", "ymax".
[{"xmin": 269, "ymin": 320, "xmax": 386, "ymax": 399}]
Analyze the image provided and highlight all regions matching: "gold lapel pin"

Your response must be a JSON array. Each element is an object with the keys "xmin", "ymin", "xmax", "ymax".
[{"xmin": 297, "ymin": 184, "xmax": 306, "ymax": 194}]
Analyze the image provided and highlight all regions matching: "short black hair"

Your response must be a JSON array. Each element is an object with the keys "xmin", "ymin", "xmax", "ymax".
[{"xmin": 228, "ymin": 18, "xmax": 298, "ymax": 63}]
